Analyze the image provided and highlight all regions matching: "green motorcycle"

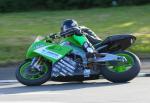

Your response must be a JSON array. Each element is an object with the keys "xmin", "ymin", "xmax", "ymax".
[{"xmin": 16, "ymin": 33, "xmax": 141, "ymax": 86}]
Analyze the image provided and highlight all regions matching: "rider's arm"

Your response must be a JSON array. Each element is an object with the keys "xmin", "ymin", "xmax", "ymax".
[{"xmin": 80, "ymin": 26, "xmax": 101, "ymax": 40}]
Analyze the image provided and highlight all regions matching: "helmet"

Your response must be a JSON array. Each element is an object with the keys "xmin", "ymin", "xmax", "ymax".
[{"xmin": 61, "ymin": 19, "xmax": 78, "ymax": 32}]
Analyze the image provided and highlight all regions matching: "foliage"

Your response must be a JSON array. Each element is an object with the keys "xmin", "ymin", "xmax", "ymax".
[{"xmin": 0, "ymin": 0, "xmax": 150, "ymax": 12}]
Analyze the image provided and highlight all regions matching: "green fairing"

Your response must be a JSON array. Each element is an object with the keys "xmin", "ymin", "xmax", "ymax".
[
  {"xmin": 26, "ymin": 40, "xmax": 72, "ymax": 63},
  {"xmin": 73, "ymin": 34, "xmax": 88, "ymax": 46},
  {"xmin": 26, "ymin": 34, "xmax": 87, "ymax": 63},
  {"xmin": 26, "ymin": 40, "xmax": 48, "ymax": 58},
  {"xmin": 62, "ymin": 34, "xmax": 88, "ymax": 47},
  {"xmin": 40, "ymin": 44, "xmax": 72, "ymax": 63}
]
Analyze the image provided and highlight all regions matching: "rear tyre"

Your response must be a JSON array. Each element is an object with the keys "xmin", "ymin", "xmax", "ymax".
[
  {"xmin": 16, "ymin": 59, "xmax": 51, "ymax": 86},
  {"xmin": 101, "ymin": 51, "xmax": 141, "ymax": 83}
]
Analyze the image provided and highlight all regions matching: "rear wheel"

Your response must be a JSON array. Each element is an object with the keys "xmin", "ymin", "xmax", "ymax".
[
  {"xmin": 16, "ymin": 59, "xmax": 51, "ymax": 86},
  {"xmin": 101, "ymin": 51, "xmax": 141, "ymax": 83}
]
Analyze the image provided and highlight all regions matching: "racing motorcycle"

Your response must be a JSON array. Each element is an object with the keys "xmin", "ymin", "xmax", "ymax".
[{"xmin": 16, "ymin": 32, "xmax": 141, "ymax": 86}]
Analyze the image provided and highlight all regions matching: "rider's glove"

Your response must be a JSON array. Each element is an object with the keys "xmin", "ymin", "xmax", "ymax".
[
  {"xmin": 60, "ymin": 27, "xmax": 82, "ymax": 37},
  {"xmin": 48, "ymin": 33, "xmax": 58, "ymax": 39}
]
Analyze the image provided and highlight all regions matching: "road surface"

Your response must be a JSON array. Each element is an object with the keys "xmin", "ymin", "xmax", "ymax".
[
  {"xmin": 0, "ymin": 60, "xmax": 150, "ymax": 103},
  {"xmin": 0, "ymin": 77, "xmax": 150, "ymax": 103}
]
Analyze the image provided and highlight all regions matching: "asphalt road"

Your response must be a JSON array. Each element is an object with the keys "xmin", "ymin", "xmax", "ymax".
[
  {"xmin": 0, "ymin": 60, "xmax": 150, "ymax": 102},
  {"xmin": 0, "ymin": 77, "xmax": 150, "ymax": 103}
]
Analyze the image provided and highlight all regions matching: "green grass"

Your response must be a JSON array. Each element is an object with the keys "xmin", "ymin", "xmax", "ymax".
[{"xmin": 0, "ymin": 5, "xmax": 150, "ymax": 64}]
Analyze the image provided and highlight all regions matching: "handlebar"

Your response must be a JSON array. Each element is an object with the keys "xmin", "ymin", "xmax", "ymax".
[
  {"xmin": 46, "ymin": 27, "xmax": 82, "ymax": 41},
  {"xmin": 48, "ymin": 33, "xmax": 60, "ymax": 39},
  {"xmin": 60, "ymin": 27, "xmax": 82, "ymax": 37}
]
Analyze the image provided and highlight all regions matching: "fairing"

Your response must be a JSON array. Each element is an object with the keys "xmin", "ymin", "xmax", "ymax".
[
  {"xmin": 62, "ymin": 34, "xmax": 88, "ymax": 47},
  {"xmin": 26, "ymin": 40, "xmax": 72, "ymax": 63}
]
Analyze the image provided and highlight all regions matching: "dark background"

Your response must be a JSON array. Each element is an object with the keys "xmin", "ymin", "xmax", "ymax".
[{"xmin": 0, "ymin": 0, "xmax": 150, "ymax": 12}]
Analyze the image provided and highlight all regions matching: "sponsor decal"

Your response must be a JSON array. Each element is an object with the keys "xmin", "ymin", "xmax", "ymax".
[
  {"xmin": 60, "ymin": 60, "xmax": 75, "ymax": 70},
  {"xmin": 68, "ymin": 72, "xmax": 73, "ymax": 76},
  {"xmin": 34, "ymin": 44, "xmax": 45, "ymax": 49},
  {"xmin": 51, "ymin": 72, "xmax": 59, "ymax": 77},
  {"xmin": 35, "ymin": 46, "xmax": 62, "ymax": 59},
  {"xmin": 57, "ymin": 62, "xmax": 74, "ymax": 73},
  {"xmin": 61, "ymin": 68, "xmax": 68, "ymax": 74},
  {"xmin": 64, "ymin": 57, "xmax": 76, "ymax": 66},
  {"xmin": 52, "ymin": 67, "xmax": 59, "ymax": 72},
  {"xmin": 60, "ymin": 72, "xmax": 66, "ymax": 76}
]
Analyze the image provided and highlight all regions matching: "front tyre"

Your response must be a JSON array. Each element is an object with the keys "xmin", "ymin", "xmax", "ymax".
[
  {"xmin": 16, "ymin": 59, "xmax": 51, "ymax": 86},
  {"xmin": 101, "ymin": 51, "xmax": 141, "ymax": 83}
]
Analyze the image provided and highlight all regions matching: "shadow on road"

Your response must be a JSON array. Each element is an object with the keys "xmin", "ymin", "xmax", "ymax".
[{"xmin": 0, "ymin": 81, "xmax": 128, "ymax": 95}]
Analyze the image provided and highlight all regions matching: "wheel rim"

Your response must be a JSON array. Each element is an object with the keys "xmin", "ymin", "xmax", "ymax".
[
  {"xmin": 20, "ymin": 61, "xmax": 49, "ymax": 80},
  {"xmin": 107, "ymin": 53, "xmax": 134, "ymax": 73}
]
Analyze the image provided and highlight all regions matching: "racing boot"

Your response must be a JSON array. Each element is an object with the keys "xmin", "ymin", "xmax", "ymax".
[{"xmin": 82, "ymin": 42, "xmax": 97, "ymax": 61}]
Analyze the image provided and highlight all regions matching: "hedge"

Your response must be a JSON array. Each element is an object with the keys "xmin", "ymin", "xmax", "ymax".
[{"xmin": 0, "ymin": 0, "xmax": 150, "ymax": 12}]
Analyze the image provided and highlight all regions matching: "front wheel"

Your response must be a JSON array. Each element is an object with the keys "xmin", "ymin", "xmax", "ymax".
[
  {"xmin": 101, "ymin": 51, "xmax": 141, "ymax": 83},
  {"xmin": 16, "ymin": 59, "xmax": 51, "ymax": 86}
]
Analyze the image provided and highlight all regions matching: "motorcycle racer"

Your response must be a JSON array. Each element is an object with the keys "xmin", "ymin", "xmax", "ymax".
[
  {"xmin": 16, "ymin": 18, "xmax": 140, "ymax": 85},
  {"xmin": 60, "ymin": 19, "xmax": 101, "ymax": 56}
]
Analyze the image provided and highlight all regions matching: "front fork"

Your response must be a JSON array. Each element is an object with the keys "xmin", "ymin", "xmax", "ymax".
[{"xmin": 30, "ymin": 57, "xmax": 43, "ymax": 71}]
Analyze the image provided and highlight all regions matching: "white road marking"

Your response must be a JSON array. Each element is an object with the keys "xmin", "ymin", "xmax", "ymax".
[
  {"xmin": 0, "ymin": 80, "xmax": 18, "ymax": 83},
  {"xmin": 1, "ymin": 91, "xmax": 64, "ymax": 96},
  {"xmin": 2, "ymin": 101, "xmax": 65, "ymax": 103},
  {"xmin": 138, "ymin": 73, "xmax": 148, "ymax": 77}
]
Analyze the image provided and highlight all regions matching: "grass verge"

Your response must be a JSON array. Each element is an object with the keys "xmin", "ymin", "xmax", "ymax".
[{"xmin": 0, "ymin": 5, "xmax": 150, "ymax": 64}]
